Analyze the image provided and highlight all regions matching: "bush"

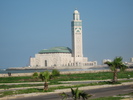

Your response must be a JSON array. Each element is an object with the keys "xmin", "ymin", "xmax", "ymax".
[
  {"xmin": 32, "ymin": 72, "xmax": 39, "ymax": 79},
  {"xmin": 52, "ymin": 69, "xmax": 60, "ymax": 77}
]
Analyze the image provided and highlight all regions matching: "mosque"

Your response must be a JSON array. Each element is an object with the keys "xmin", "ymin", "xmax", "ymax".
[{"xmin": 30, "ymin": 10, "xmax": 97, "ymax": 68}]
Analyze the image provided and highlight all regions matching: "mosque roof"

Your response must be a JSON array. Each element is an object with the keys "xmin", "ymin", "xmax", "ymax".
[{"xmin": 38, "ymin": 47, "xmax": 72, "ymax": 54}]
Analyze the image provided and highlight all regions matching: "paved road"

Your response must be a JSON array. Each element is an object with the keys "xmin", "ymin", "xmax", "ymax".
[{"xmin": 11, "ymin": 84, "xmax": 133, "ymax": 100}]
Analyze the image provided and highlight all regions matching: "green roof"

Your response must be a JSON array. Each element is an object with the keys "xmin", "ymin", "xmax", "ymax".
[{"xmin": 38, "ymin": 47, "xmax": 72, "ymax": 54}]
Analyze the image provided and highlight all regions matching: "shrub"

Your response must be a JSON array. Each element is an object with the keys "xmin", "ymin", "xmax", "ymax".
[
  {"xmin": 52, "ymin": 69, "xmax": 60, "ymax": 77},
  {"xmin": 32, "ymin": 72, "xmax": 39, "ymax": 79}
]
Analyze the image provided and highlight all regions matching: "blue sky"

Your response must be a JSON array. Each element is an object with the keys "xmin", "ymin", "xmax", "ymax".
[{"xmin": 0, "ymin": 0, "xmax": 133, "ymax": 69}]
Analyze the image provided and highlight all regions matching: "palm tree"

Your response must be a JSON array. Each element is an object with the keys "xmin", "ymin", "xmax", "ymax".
[
  {"xmin": 71, "ymin": 87, "xmax": 92, "ymax": 100},
  {"xmin": 39, "ymin": 71, "xmax": 51, "ymax": 90},
  {"xmin": 104, "ymin": 57, "xmax": 127, "ymax": 83},
  {"xmin": 59, "ymin": 87, "xmax": 92, "ymax": 100}
]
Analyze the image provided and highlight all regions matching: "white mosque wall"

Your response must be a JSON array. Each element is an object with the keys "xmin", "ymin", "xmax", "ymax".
[{"xmin": 30, "ymin": 54, "xmax": 97, "ymax": 67}]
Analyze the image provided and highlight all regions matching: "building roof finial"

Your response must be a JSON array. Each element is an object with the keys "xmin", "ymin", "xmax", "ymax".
[{"xmin": 74, "ymin": 8, "xmax": 79, "ymax": 13}]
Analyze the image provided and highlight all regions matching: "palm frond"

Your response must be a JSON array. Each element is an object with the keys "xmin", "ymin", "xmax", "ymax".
[
  {"xmin": 104, "ymin": 61, "xmax": 112, "ymax": 66},
  {"xmin": 75, "ymin": 87, "xmax": 79, "ymax": 98},
  {"xmin": 120, "ymin": 64, "xmax": 128, "ymax": 71},
  {"xmin": 80, "ymin": 91, "xmax": 92, "ymax": 100},
  {"xmin": 59, "ymin": 92, "xmax": 69, "ymax": 100},
  {"xmin": 71, "ymin": 87, "xmax": 75, "ymax": 97},
  {"xmin": 39, "ymin": 72, "xmax": 44, "ymax": 81}
]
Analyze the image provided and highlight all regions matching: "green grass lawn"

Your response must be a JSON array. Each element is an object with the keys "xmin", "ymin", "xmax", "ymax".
[
  {"xmin": 0, "ymin": 76, "xmax": 34, "ymax": 83},
  {"xmin": 0, "ymin": 88, "xmax": 45, "ymax": 97},
  {"xmin": 0, "ymin": 71, "xmax": 133, "ymax": 83},
  {"xmin": 0, "ymin": 84, "xmax": 43, "ymax": 89}
]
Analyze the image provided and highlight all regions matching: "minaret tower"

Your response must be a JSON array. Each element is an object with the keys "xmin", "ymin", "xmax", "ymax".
[{"xmin": 71, "ymin": 9, "xmax": 83, "ymax": 64}]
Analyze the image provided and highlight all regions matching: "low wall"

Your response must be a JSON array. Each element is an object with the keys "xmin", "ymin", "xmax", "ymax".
[{"xmin": 0, "ymin": 69, "xmax": 133, "ymax": 77}]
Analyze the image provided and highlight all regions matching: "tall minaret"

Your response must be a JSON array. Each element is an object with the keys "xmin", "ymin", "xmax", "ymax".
[{"xmin": 71, "ymin": 9, "xmax": 83, "ymax": 61}]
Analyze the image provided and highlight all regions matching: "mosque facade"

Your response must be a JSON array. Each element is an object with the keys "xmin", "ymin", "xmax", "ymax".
[{"xmin": 30, "ymin": 10, "xmax": 97, "ymax": 67}]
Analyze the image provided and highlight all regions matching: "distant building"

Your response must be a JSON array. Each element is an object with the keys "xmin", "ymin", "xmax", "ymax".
[
  {"xmin": 102, "ymin": 59, "xmax": 112, "ymax": 65},
  {"xmin": 30, "ymin": 10, "xmax": 97, "ymax": 67},
  {"xmin": 130, "ymin": 57, "xmax": 133, "ymax": 62}
]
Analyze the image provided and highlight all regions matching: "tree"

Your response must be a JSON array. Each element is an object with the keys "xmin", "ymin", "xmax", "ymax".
[
  {"xmin": 104, "ymin": 57, "xmax": 127, "ymax": 83},
  {"xmin": 39, "ymin": 71, "xmax": 51, "ymax": 90},
  {"xmin": 59, "ymin": 87, "xmax": 92, "ymax": 100}
]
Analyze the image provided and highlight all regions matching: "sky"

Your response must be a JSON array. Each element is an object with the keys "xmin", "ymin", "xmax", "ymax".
[{"xmin": 0, "ymin": 0, "xmax": 133, "ymax": 69}]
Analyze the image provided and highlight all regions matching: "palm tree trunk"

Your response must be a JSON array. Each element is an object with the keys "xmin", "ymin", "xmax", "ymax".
[
  {"xmin": 44, "ymin": 81, "xmax": 48, "ymax": 90},
  {"xmin": 113, "ymin": 69, "xmax": 117, "ymax": 83}
]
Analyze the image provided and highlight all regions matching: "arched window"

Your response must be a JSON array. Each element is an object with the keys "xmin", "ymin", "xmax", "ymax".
[{"xmin": 45, "ymin": 60, "xmax": 47, "ymax": 67}]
